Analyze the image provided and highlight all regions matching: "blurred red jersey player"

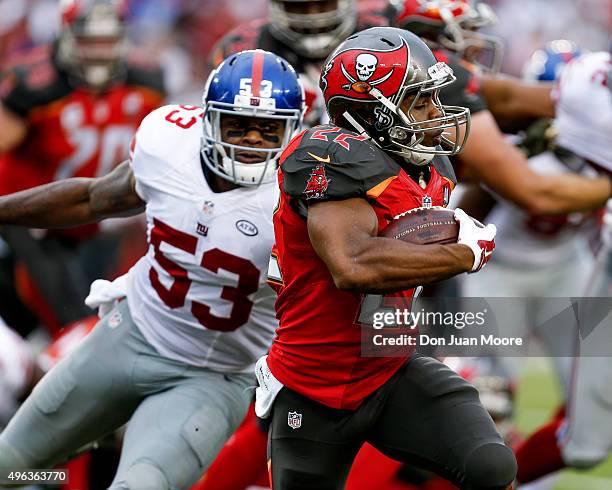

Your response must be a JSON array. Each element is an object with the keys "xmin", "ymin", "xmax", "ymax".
[
  {"xmin": 0, "ymin": 0, "xmax": 164, "ymax": 331},
  {"xmin": 0, "ymin": 0, "xmax": 164, "ymax": 207}
]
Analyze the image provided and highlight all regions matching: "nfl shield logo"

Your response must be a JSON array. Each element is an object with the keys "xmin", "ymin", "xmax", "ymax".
[
  {"xmin": 287, "ymin": 411, "xmax": 302, "ymax": 430},
  {"xmin": 422, "ymin": 195, "xmax": 433, "ymax": 208}
]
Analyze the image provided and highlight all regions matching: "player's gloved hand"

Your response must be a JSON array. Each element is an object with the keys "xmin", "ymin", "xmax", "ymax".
[{"xmin": 454, "ymin": 208, "xmax": 497, "ymax": 273}]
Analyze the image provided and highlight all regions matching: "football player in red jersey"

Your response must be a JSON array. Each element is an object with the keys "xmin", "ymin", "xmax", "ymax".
[
  {"xmin": 0, "ymin": 0, "xmax": 165, "ymax": 332},
  {"xmin": 258, "ymin": 27, "xmax": 516, "ymax": 490}
]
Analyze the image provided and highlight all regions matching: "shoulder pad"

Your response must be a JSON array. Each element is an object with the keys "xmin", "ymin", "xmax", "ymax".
[
  {"xmin": 432, "ymin": 155, "xmax": 457, "ymax": 185},
  {"xmin": 130, "ymin": 104, "xmax": 203, "ymax": 184},
  {"xmin": 0, "ymin": 56, "xmax": 68, "ymax": 117},
  {"xmin": 281, "ymin": 125, "xmax": 398, "ymax": 202}
]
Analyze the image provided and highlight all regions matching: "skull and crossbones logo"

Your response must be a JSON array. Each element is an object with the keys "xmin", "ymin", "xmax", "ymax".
[{"xmin": 341, "ymin": 53, "xmax": 394, "ymax": 93}]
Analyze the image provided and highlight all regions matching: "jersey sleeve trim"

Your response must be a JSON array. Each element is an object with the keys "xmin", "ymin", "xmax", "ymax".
[
  {"xmin": 441, "ymin": 176, "xmax": 456, "ymax": 191},
  {"xmin": 366, "ymin": 176, "xmax": 398, "ymax": 198}
]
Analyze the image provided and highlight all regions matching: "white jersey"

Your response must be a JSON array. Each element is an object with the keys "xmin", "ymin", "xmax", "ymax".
[
  {"xmin": 554, "ymin": 51, "xmax": 612, "ymax": 174},
  {"xmin": 126, "ymin": 104, "xmax": 278, "ymax": 373},
  {"xmin": 0, "ymin": 318, "xmax": 33, "ymax": 426},
  {"xmin": 489, "ymin": 151, "xmax": 594, "ymax": 268}
]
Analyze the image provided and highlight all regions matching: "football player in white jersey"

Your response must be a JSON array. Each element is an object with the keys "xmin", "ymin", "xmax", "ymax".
[
  {"xmin": 461, "ymin": 45, "xmax": 599, "ymax": 399},
  {"xmin": 500, "ymin": 51, "xmax": 612, "ymax": 485},
  {"xmin": 0, "ymin": 49, "xmax": 305, "ymax": 490},
  {"xmin": 0, "ymin": 318, "xmax": 38, "ymax": 430}
]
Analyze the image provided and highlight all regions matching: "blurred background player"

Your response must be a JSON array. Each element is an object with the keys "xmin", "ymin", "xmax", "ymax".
[
  {"xmin": 0, "ymin": 316, "xmax": 39, "ymax": 430},
  {"xmin": 0, "ymin": 49, "xmax": 305, "ymax": 490},
  {"xmin": 0, "ymin": 0, "xmax": 165, "ymax": 336},
  {"xmin": 0, "ymin": 314, "xmax": 106, "ymax": 490},
  {"xmin": 514, "ymin": 50, "xmax": 612, "ymax": 487},
  {"xmin": 519, "ymin": 39, "xmax": 583, "ymax": 158},
  {"xmin": 461, "ymin": 40, "xmax": 594, "ymax": 402},
  {"xmin": 392, "ymin": 0, "xmax": 611, "ymax": 219},
  {"xmin": 393, "ymin": 0, "xmax": 555, "ymax": 124},
  {"xmin": 210, "ymin": 0, "xmax": 393, "ymax": 125}
]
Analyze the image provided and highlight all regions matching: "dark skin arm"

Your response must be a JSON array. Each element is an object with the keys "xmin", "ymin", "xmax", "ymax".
[
  {"xmin": 481, "ymin": 75, "xmax": 555, "ymax": 120},
  {"xmin": 307, "ymin": 198, "xmax": 473, "ymax": 293},
  {"xmin": 0, "ymin": 161, "xmax": 145, "ymax": 228},
  {"xmin": 458, "ymin": 111, "xmax": 612, "ymax": 214}
]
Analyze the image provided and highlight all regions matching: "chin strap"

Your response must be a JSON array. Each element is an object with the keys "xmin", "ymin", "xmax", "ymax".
[
  {"xmin": 402, "ymin": 149, "xmax": 435, "ymax": 166},
  {"xmin": 342, "ymin": 111, "xmax": 371, "ymax": 139}
]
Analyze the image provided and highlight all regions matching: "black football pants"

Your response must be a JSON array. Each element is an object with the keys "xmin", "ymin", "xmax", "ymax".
[{"xmin": 267, "ymin": 354, "xmax": 517, "ymax": 490}]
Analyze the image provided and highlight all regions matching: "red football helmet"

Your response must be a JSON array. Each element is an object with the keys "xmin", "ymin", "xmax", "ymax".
[
  {"xmin": 320, "ymin": 27, "xmax": 470, "ymax": 165},
  {"xmin": 395, "ymin": 0, "xmax": 503, "ymax": 73},
  {"xmin": 57, "ymin": 0, "xmax": 128, "ymax": 90}
]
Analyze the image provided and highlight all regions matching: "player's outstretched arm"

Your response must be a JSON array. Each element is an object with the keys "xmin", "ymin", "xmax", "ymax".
[
  {"xmin": 0, "ymin": 161, "xmax": 145, "ymax": 228},
  {"xmin": 307, "ymin": 198, "xmax": 474, "ymax": 294},
  {"xmin": 459, "ymin": 111, "xmax": 612, "ymax": 214},
  {"xmin": 480, "ymin": 75, "xmax": 555, "ymax": 120}
]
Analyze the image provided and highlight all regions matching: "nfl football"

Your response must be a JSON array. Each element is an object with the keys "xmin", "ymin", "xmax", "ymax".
[{"xmin": 380, "ymin": 206, "xmax": 459, "ymax": 245}]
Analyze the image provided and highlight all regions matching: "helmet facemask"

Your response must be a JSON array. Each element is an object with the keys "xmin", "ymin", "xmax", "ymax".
[
  {"xmin": 202, "ymin": 99, "xmax": 303, "ymax": 186},
  {"xmin": 268, "ymin": 0, "xmax": 357, "ymax": 59}
]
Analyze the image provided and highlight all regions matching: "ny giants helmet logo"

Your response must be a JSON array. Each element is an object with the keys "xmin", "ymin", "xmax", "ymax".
[
  {"xmin": 304, "ymin": 164, "xmax": 330, "ymax": 200},
  {"xmin": 321, "ymin": 41, "xmax": 410, "ymax": 101}
]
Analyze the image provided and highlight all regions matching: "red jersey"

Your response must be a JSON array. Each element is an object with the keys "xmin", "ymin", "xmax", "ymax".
[
  {"xmin": 0, "ymin": 46, "xmax": 165, "ymax": 239},
  {"xmin": 267, "ymin": 125, "xmax": 456, "ymax": 410}
]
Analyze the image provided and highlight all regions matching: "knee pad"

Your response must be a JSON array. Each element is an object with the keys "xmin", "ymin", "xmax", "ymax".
[
  {"xmin": 463, "ymin": 443, "xmax": 517, "ymax": 490},
  {"xmin": 109, "ymin": 461, "xmax": 170, "ymax": 490},
  {"xmin": 0, "ymin": 438, "xmax": 29, "ymax": 469}
]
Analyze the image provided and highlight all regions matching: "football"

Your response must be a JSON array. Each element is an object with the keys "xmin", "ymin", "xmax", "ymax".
[{"xmin": 380, "ymin": 206, "xmax": 459, "ymax": 245}]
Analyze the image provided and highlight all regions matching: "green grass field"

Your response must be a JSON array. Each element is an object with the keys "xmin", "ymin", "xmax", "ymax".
[{"xmin": 516, "ymin": 360, "xmax": 612, "ymax": 489}]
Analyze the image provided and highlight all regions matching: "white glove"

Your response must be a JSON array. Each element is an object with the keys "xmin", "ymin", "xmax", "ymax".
[
  {"xmin": 454, "ymin": 208, "xmax": 497, "ymax": 273},
  {"xmin": 254, "ymin": 355, "xmax": 284, "ymax": 419},
  {"xmin": 85, "ymin": 275, "xmax": 128, "ymax": 318}
]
